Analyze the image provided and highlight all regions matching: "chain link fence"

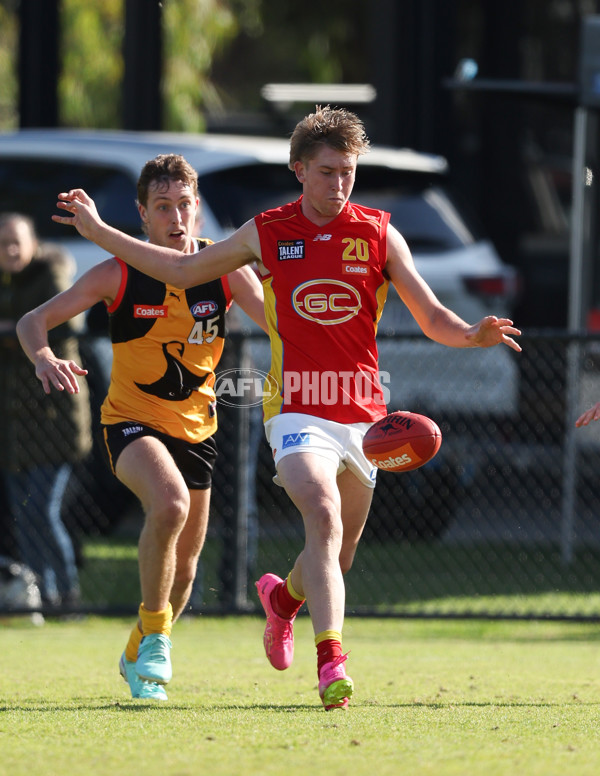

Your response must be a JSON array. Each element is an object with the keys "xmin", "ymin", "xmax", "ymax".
[{"xmin": 3, "ymin": 331, "xmax": 600, "ymax": 620}]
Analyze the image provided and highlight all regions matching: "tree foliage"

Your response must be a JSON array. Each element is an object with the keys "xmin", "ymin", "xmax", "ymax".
[
  {"xmin": 209, "ymin": 0, "xmax": 370, "ymax": 111},
  {"xmin": 59, "ymin": 0, "xmax": 124, "ymax": 128},
  {"xmin": 58, "ymin": 0, "xmax": 249, "ymax": 131},
  {"xmin": 0, "ymin": 1, "xmax": 18, "ymax": 129},
  {"xmin": 0, "ymin": 0, "xmax": 366, "ymax": 131},
  {"xmin": 0, "ymin": 0, "xmax": 261, "ymax": 131},
  {"xmin": 0, "ymin": 0, "xmax": 366, "ymax": 132},
  {"xmin": 162, "ymin": 0, "xmax": 250, "ymax": 132}
]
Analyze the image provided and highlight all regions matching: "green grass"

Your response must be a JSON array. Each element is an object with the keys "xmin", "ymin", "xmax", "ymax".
[
  {"xmin": 80, "ymin": 535, "xmax": 600, "ymax": 617},
  {"xmin": 2, "ymin": 615, "xmax": 600, "ymax": 775}
]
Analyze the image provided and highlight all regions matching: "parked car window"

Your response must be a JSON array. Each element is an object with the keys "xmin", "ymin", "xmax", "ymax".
[
  {"xmin": 0, "ymin": 129, "xmax": 524, "ymax": 550},
  {"xmin": 357, "ymin": 186, "xmax": 476, "ymax": 253},
  {"xmin": 0, "ymin": 158, "xmax": 140, "ymax": 239},
  {"xmin": 198, "ymin": 161, "xmax": 480, "ymax": 254},
  {"xmin": 197, "ymin": 163, "xmax": 298, "ymax": 233}
]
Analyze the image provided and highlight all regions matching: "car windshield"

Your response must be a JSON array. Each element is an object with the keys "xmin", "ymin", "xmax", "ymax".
[
  {"xmin": 357, "ymin": 186, "xmax": 476, "ymax": 252},
  {"xmin": 198, "ymin": 162, "xmax": 478, "ymax": 253},
  {"xmin": 0, "ymin": 157, "xmax": 140, "ymax": 239},
  {"xmin": 0, "ymin": 154, "xmax": 479, "ymax": 255}
]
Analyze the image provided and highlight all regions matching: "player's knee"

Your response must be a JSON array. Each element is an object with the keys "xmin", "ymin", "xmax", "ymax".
[
  {"xmin": 339, "ymin": 549, "xmax": 357, "ymax": 575},
  {"xmin": 310, "ymin": 510, "xmax": 343, "ymax": 549},
  {"xmin": 173, "ymin": 561, "xmax": 196, "ymax": 592},
  {"xmin": 147, "ymin": 491, "xmax": 190, "ymax": 536},
  {"xmin": 339, "ymin": 557, "xmax": 352, "ymax": 575}
]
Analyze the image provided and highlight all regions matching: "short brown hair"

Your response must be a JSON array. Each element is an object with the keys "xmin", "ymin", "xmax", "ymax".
[
  {"xmin": 137, "ymin": 154, "xmax": 199, "ymax": 207},
  {"xmin": 288, "ymin": 105, "xmax": 370, "ymax": 169}
]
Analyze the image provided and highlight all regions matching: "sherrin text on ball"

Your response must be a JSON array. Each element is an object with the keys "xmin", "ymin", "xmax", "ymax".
[{"xmin": 362, "ymin": 411, "xmax": 442, "ymax": 472}]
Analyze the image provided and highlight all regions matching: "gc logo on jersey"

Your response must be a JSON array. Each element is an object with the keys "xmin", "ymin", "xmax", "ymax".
[
  {"xmin": 278, "ymin": 240, "xmax": 305, "ymax": 261},
  {"xmin": 292, "ymin": 279, "xmax": 361, "ymax": 325}
]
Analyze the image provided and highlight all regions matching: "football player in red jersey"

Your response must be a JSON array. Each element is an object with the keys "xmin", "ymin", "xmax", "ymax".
[
  {"xmin": 52, "ymin": 107, "xmax": 521, "ymax": 710},
  {"xmin": 18, "ymin": 154, "xmax": 266, "ymax": 701}
]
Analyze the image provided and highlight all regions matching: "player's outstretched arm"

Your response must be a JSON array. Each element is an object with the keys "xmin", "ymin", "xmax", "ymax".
[
  {"xmin": 464, "ymin": 316, "xmax": 522, "ymax": 352},
  {"xmin": 53, "ymin": 189, "xmax": 259, "ymax": 289},
  {"xmin": 17, "ymin": 260, "xmax": 119, "ymax": 395},
  {"xmin": 228, "ymin": 265, "xmax": 268, "ymax": 333},
  {"xmin": 575, "ymin": 401, "xmax": 600, "ymax": 427},
  {"xmin": 53, "ymin": 188, "xmax": 200, "ymax": 286},
  {"xmin": 385, "ymin": 225, "xmax": 522, "ymax": 352},
  {"xmin": 17, "ymin": 295, "xmax": 88, "ymax": 395}
]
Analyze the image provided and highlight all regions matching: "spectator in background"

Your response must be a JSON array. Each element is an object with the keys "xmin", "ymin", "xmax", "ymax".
[{"xmin": 0, "ymin": 212, "xmax": 92, "ymax": 608}]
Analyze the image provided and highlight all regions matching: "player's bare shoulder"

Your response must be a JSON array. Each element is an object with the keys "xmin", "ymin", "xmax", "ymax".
[
  {"xmin": 237, "ymin": 217, "xmax": 263, "ymax": 262},
  {"xmin": 73, "ymin": 256, "xmax": 123, "ymax": 306},
  {"xmin": 384, "ymin": 223, "xmax": 414, "ymax": 272}
]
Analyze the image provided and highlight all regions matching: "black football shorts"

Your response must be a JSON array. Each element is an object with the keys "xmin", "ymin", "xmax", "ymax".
[{"xmin": 101, "ymin": 421, "xmax": 218, "ymax": 490}]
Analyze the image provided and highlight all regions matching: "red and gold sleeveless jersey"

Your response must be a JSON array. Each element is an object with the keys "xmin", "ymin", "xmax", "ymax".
[
  {"xmin": 100, "ymin": 239, "xmax": 232, "ymax": 442},
  {"xmin": 256, "ymin": 197, "xmax": 390, "ymax": 424}
]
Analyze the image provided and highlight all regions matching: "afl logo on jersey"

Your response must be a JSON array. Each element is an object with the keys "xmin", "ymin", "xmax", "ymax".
[
  {"xmin": 292, "ymin": 279, "xmax": 361, "ymax": 325},
  {"xmin": 191, "ymin": 300, "xmax": 218, "ymax": 318}
]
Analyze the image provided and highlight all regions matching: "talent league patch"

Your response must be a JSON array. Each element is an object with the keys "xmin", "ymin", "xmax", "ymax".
[{"xmin": 277, "ymin": 240, "xmax": 305, "ymax": 261}]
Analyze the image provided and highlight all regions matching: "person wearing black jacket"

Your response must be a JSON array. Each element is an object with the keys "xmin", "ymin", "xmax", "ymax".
[{"xmin": 0, "ymin": 212, "xmax": 92, "ymax": 608}]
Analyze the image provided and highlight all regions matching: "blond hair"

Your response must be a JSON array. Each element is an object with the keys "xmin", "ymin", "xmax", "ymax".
[{"xmin": 288, "ymin": 105, "xmax": 370, "ymax": 169}]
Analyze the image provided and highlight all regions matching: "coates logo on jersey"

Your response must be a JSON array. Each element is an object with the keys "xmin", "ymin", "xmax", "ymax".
[
  {"xmin": 134, "ymin": 305, "xmax": 168, "ymax": 318},
  {"xmin": 343, "ymin": 264, "xmax": 370, "ymax": 276},
  {"xmin": 292, "ymin": 279, "xmax": 361, "ymax": 325},
  {"xmin": 191, "ymin": 300, "xmax": 218, "ymax": 318}
]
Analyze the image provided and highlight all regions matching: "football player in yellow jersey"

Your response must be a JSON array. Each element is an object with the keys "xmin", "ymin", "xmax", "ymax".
[{"xmin": 17, "ymin": 154, "xmax": 267, "ymax": 700}]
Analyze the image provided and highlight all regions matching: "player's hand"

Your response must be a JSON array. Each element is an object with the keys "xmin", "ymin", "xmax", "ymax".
[
  {"xmin": 575, "ymin": 401, "xmax": 600, "ymax": 427},
  {"xmin": 52, "ymin": 189, "xmax": 102, "ymax": 240},
  {"xmin": 465, "ymin": 316, "xmax": 522, "ymax": 352},
  {"xmin": 34, "ymin": 354, "xmax": 88, "ymax": 395}
]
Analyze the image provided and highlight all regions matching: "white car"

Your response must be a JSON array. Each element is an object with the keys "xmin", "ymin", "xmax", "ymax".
[
  {"xmin": 0, "ymin": 127, "xmax": 520, "ymax": 421},
  {"xmin": 0, "ymin": 129, "xmax": 521, "ymax": 539}
]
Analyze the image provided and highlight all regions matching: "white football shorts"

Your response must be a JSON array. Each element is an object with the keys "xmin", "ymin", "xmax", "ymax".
[{"xmin": 264, "ymin": 412, "xmax": 378, "ymax": 489}]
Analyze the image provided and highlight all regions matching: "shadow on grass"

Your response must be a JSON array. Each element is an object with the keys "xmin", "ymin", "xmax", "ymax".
[{"xmin": 4, "ymin": 699, "xmax": 600, "ymax": 713}]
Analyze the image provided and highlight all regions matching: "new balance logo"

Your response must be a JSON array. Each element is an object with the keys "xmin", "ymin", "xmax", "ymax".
[{"xmin": 313, "ymin": 234, "xmax": 332, "ymax": 241}]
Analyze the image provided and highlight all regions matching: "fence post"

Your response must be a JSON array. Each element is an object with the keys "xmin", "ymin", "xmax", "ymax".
[
  {"xmin": 562, "ymin": 341, "xmax": 580, "ymax": 566},
  {"xmin": 231, "ymin": 336, "xmax": 251, "ymax": 610},
  {"xmin": 561, "ymin": 105, "xmax": 593, "ymax": 566}
]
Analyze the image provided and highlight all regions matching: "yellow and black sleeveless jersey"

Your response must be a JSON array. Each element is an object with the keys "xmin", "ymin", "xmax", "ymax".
[{"xmin": 100, "ymin": 238, "xmax": 232, "ymax": 443}]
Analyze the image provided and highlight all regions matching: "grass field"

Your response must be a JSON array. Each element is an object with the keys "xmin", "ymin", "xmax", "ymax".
[
  {"xmin": 2, "ymin": 615, "xmax": 600, "ymax": 775},
  {"xmin": 80, "ymin": 534, "xmax": 600, "ymax": 617}
]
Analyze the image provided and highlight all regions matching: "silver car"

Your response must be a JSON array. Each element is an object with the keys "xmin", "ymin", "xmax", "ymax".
[
  {"xmin": 0, "ymin": 129, "xmax": 520, "ymax": 539},
  {"xmin": 0, "ymin": 127, "xmax": 520, "ymax": 421}
]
